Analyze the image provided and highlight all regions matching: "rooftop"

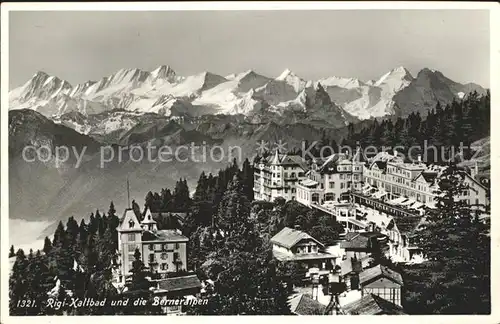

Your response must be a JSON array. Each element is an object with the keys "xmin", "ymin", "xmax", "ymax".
[
  {"xmin": 387, "ymin": 215, "xmax": 424, "ymax": 235},
  {"xmin": 342, "ymin": 293, "xmax": 406, "ymax": 315},
  {"xmin": 271, "ymin": 227, "xmax": 324, "ymax": 249},
  {"xmin": 156, "ymin": 275, "xmax": 202, "ymax": 293},
  {"xmin": 288, "ymin": 294, "xmax": 327, "ymax": 315},
  {"xmin": 359, "ymin": 264, "xmax": 403, "ymax": 286}
]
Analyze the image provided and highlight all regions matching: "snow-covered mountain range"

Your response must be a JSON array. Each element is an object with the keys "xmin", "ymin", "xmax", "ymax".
[{"xmin": 10, "ymin": 65, "xmax": 486, "ymax": 133}]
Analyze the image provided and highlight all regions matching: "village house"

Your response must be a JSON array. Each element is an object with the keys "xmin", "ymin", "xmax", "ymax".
[
  {"xmin": 117, "ymin": 208, "xmax": 189, "ymax": 284},
  {"xmin": 270, "ymin": 227, "xmax": 338, "ymax": 273},
  {"xmin": 385, "ymin": 214, "xmax": 424, "ymax": 262},
  {"xmin": 340, "ymin": 231, "xmax": 389, "ymax": 262},
  {"xmin": 359, "ymin": 264, "xmax": 403, "ymax": 306}
]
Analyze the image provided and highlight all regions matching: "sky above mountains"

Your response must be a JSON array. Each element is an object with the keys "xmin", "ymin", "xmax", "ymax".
[{"xmin": 9, "ymin": 9, "xmax": 490, "ymax": 89}]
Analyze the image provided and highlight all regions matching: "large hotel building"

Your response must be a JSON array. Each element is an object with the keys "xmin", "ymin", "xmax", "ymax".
[{"xmin": 254, "ymin": 150, "xmax": 489, "ymax": 209}]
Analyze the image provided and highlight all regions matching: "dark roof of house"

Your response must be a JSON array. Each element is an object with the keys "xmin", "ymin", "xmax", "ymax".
[
  {"xmin": 260, "ymin": 153, "xmax": 307, "ymax": 170},
  {"xmin": 142, "ymin": 229, "xmax": 188, "ymax": 242},
  {"xmin": 388, "ymin": 215, "xmax": 424, "ymax": 235},
  {"xmin": 342, "ymin": 294, "xmax": 406, "ymax": 315},
  {"xmin": 359, "ymin": 265, "xmax": 403, "ymax": 286},
  {"xmin": 270, "ymin": 227, "xmax": 324, "ymax": 249},
  {"xmin": 281, "ymin": 154, "xmax": 308, "ymax": 169},
  {"xmin": 157, "ymin": 275, "xmax": 202, "ymax": 292},
  {"xmin": 420, "ymin": 172, "xmax": 438, "ymax": 184},
  {"xmin": 288, "ymin": 294, "xmax": 327, "ymax": 315},
  {"xmin": 374, "ymin": 161, "xmax": 388, "ymax": 170},
  {"xmin": 340, "ymin": 232, "xmax": 387, "ymax": 249}
]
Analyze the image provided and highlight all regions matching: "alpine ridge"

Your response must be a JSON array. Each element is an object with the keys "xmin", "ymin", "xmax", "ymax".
[{"xmin": 9, "ymin": 65, "xmax": 486, "ymax": 134}]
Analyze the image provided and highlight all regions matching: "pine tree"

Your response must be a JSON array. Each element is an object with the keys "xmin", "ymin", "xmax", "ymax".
[
  {"xmin": 52, "ymin": 221, "xmax": 66, "ymax": 248},
  {"xmin": 43, "ymin": 237, "xmax": 52, "ymax": 255},
  {"xmin": 66, "ymin": 216, "xmax": 79, "ymax": 251},
  {"xmin": 25, "ymin": 250, "xmax": 53, "ymax": 315},
  {"xmin": 9, "ymin": 245, "xmax": 15, "ymax": 257},
  {"xmin": 9, "ymin": 249, "xmax": 29, "ymax": 315}
]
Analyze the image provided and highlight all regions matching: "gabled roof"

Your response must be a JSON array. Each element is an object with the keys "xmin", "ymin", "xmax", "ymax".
[
  {"xmin": 281, "ymin": 154, "xmax": 308, "ymax": 170},
  {"xmin": 270, "ymin": 227, "xmax": 324, "ymax": 249},
  {"xmin": 118, "ymin": 208, "xmax": 142, "ymax": 231},
  {"xmin": 419, "ymin": 172, "xmax": 438, "ymax": 184},
  {"xmin": 387, "ymin": 215, "xmax": 424, "ymax": 235},
  {"xmin": 141, "ymin": 208, "xmax": 157, "ymax": 224},
  {"xmin": 157, "ymin": 275, "xmax": 202, "ymax": 292},
  {"xmin": 263, "ymin": 151, "xmax": 307, "ymax": 169},
  {"xmin": 288, "ymin": 294, "xmax": 326, "ymax": 315},
  {"xmin": 342, "ymin": 294, "xmax": 406, "ymax": 315},
  {"xmin": 359, "ymin": 265, "xmax": 403, "ymax": 286}
]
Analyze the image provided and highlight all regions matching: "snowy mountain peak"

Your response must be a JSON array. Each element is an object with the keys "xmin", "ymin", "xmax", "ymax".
[
  {"xmin": 150, "ymin": 65, "xmax": 176, "ymax": 81},
  {"xmin": 275, "ymin": 68, "xmax": 306, "ymax": 92},
  {"xmin": 32, "ymin": 71, "xmax": 50, "ymax": 79},
  {"xmin": 276, "ymin": 68, "xmax": 294, "ymax": 80},
  {"xmin": 236, "ymin": 69, "xmax": 257, "ymax": 80},
  {"xmin": 374, "ymin": 66, "xmax": 414, "ymax": 94}
]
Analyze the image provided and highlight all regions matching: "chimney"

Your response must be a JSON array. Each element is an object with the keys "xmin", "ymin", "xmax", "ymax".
[
  {"xmin": 417, "ymin": 155, "xmax": 421, "ymax": 163},
  {"xmin": 471, "ymin": 161, "xmax": 479, "ymax": 179},
  {"xmin": 393, "ymin": 149, "xmax": 398, "ymax": 158}
]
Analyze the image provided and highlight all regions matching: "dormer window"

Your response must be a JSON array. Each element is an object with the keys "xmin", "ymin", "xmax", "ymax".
[{"xmin": 129, "ymin": 220, "xmax": 135, "ymax": 228}]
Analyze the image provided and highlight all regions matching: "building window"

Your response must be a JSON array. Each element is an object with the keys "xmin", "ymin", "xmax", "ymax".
[
  {"xmin": 128, "ymin": 233, "xmax": 136, "ymax": 241},
  {"xmin": 175, "ymin": 243, "xmax": 180, "ymax": 249},
  {"xmin": 173, "ymin": 252, "xmax": 179, "ymax": 261},
  {"xmin": 161, "ymin": 263, "xmax": 168, "ymax": 270},
  {"xmin": 161, "ymin": 253, "xmax": 168, "ymax": 260},
  {"xmin": 149, "ymin": 244, "xmax": 154, "ymax": 251},
  {"xmin": 149, "ymin": 254, "xmax": 155, "ymax": 263},
  {"xmin": 129, "ymin": 220, "xmax": 135, "ymax": 228}
]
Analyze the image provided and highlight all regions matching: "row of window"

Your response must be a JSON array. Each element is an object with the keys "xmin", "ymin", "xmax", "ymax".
[{"xmin": 149, "ymin": 243, "xmax": 180, "ymax": 251}]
